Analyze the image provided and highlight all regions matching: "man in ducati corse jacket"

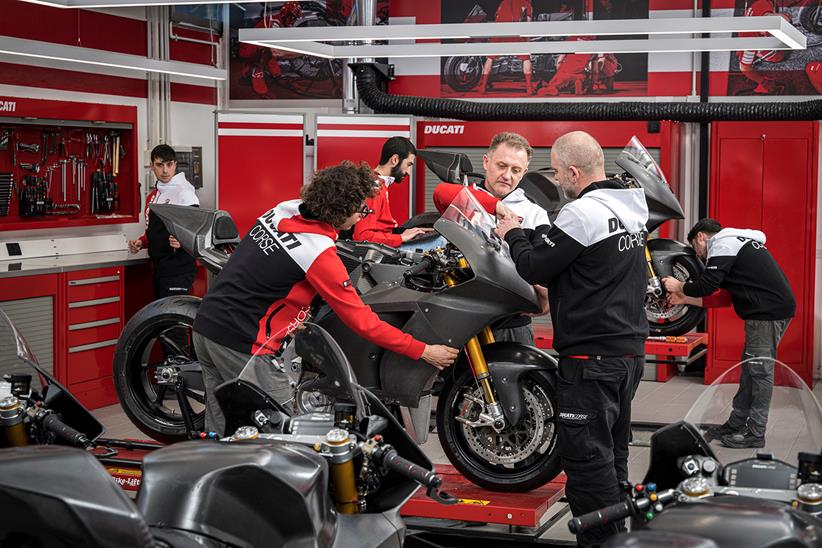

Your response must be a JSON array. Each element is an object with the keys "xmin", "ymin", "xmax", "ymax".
[
  {"xmin": 496, "ymin": 131, "xmax": 649, "ymax": 548},
  {"xmin": 128, "ymin": 144, "xmax": 199, "ymax": 298},
  {"xmin": 193, "ymin": 162, "xmax": 459, "ymax": 435},
  {"xmin": 664, "ymin": 218, "xmax": 795, "ymax": 449},
  {"xmin": 432, "ymin": 132, "xmax": 550, "ymax": 344}
]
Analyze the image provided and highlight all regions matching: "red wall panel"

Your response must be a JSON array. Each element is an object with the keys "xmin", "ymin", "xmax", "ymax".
[
  {"xmin": 708, "ymin": 122, "xmax": 818, "ymax": 386},
  {"xmin": 315, "ymin": 116, "xmax": 414, "ymax": 223},
  {"xmin": 217, "ymin": 113, "xmax": 304, "ymax": 235}
]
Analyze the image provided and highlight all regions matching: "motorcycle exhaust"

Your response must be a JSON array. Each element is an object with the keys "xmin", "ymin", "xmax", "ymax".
[{"xmin": 0, "ymin": 396, "xmax": 28, "ymax": 447}]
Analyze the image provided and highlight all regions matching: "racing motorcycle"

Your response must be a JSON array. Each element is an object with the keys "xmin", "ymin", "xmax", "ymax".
[
  {"xmin": 441, "ymin": 5, "xmax": 572, "ymax": 93},
  {"xmin": 568, "ymin": 357, "xmax": 822, "ymax": 547},
  {"xmin": 0, "ymin": 310, "xmax": 454, "ymax": 547},
  {"xmin": 412, "ymin": 138, "xmax": 704, "ymax": 336},
  {"xmin": 114, "ymin": 188, "xmax": 561, "ymax": 492}
]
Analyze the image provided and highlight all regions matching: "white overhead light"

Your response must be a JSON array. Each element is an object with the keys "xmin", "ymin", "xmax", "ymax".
[
  {"xmin": 0, "ymin": 35, "xmax": 227, "ymax": 81},
  {"xmin": 21, "ymin": 0, "xmax": 246, "ymax": 7},
  {"xmin": 239, "ymin": 16, "xmax": 806, "ymax": 59}
]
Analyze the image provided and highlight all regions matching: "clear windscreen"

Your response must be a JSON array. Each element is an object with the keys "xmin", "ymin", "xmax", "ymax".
[
  {"xmin": 0, "ymin": 309, "xmax": 46, "ymax": 397},
  {"xmin": 617, "ymin": 136, "xmax": 668, "ymax": 187},
  {"xmin": 684, "ymin": 358, "xmax": 822, "ymax": 467},
  {"xmin": 438, "ymin": 186, "xmax": 509, "ymax": 258}
]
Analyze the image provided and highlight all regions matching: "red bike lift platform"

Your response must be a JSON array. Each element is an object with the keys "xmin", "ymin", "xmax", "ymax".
[
  {"xmin": 533, "ymin": 327, "xmax": 708, "ymax": 382},
  {"xmin": 401, "ymin": 465, "xmax": 570, "ymax": 545}
]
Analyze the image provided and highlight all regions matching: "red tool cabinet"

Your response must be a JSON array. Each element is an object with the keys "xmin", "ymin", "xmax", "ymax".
[{"xmin": 708, "ymin": 121, "xmax": 818, "ymax": 387}]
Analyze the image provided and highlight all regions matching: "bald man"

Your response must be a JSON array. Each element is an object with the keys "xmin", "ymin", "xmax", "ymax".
[{"xmin": 496, "ymin": 131, "xmax": 649, "ymax": 548}]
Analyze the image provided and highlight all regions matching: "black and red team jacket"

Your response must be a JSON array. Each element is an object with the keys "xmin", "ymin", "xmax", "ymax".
[
  {"xmin": 193, "ymin": 199, "xmax": 426, "ymax": 359},
  {"xmin": 352, "ymin": 177, "xmax": 403, "ymax": 247}
]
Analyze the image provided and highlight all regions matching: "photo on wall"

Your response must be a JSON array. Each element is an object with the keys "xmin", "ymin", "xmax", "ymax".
[
  {"xmin": 439, "ymin": 0, "xmax": 649, "ymax": 98},
  {"xmin": 228, "ymin": 1, "xmax": 388, "ymax": 101},
  {"xmin": 727, "ymin": 0, "xmax": 822, "ymax": 96}
]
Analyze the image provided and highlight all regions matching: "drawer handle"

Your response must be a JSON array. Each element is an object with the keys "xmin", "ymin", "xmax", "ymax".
[
  {"xmin": 68, "ymin": 296, "xmax": 120, "ymax": 309},
  {"xmin": 69, "ymin": 317, "xmax": 120, "ymax": 331},
  {"xmin": 68, "ymin": 339, "xmax": 119, "ymax": 353},
  {"xmin": 68, "ymin": 275, "xmax": 121, "ymax": 286}
]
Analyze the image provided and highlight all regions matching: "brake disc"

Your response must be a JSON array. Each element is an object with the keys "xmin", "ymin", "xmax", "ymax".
[{"xmin": 459, "ymin": 382, "xmax": 555, "ymax": 466}]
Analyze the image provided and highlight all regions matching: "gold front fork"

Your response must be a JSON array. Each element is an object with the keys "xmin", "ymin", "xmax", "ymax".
[
  {"xmin": 443, "ymin": 271, "xmax": 497, "ymax": 405},
  {"xmin": 645, "ymin": 245, "xmax": 657, "ymax": 279}
]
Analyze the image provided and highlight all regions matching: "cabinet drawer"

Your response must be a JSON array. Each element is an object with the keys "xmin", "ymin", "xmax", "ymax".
[
  {"xmin": 67, "ymin": 320, "xmax": 121, "ymax": 347},
  {"xmin": 68, "ymin": 376, "xmax": 117, "ymax": 410},
  {"xmin": 66, "ymin": 340, "xmax": 117, "ymax": 385},
  {"xmin": 66, "ymin": 274, "xmax": 121, "ymax": 303},
  {"xmin": 67, "ymin": 300, "xmax": 120, "ymax": 325}
]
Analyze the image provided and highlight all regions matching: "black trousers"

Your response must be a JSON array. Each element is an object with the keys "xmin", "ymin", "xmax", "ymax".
[
  {"xmin": 153, "ymin": 270, "xmax": 196, "ymax": 299},
  {"xmin": 556, "ymin": 356, "xmax": 644, "ymax": 548}
]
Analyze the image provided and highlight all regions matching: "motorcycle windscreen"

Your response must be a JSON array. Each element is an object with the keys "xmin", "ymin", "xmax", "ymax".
[
  {"xmin": 0, "ymin": 310, "xmax": 104, "ymax": 442},
  {"xmin": 434, "ymin": 187, "xmax": 539, "ymax": 313},
  {"xmin": 684, "ymin": 358, "xmax": 822, "ymax": 469},
  {"xmin": 517, "ymin": 171, "xmax": 571, "ymax": 224},
  {"xmin": 417, "ymin": 150, "xmax": 479, "ymax": 185},
  {"xmin": 615, "ymin": 137, "xmax": 684, "ymax": 234}
]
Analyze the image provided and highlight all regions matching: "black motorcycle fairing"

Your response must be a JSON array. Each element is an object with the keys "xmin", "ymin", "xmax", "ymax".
[
  {"xmin": 416, "ymin": 149, "xmax": 476, "ymax": 184},
  {"xmin": 517, "ymin": 172, "xmax": 571, "ymax": 224},
  {"xmin": 138, "ymin": 440, "xmax": 336, "ymax": 548},
  {"xmin": 149, "ymin": 204, "xmax": 238, "ymax": 274},
  {"xmin": 0, "ymin": 446, "xmax": 152, "ymax": 548},
  {"xmin": 482, "ymin": 342, "xmax": 558, "ymax": 426},
  {"xmin": 642, "ymin": 495, "xmax": 822, "ymax": 548},
  {"xmin": 215, "ymin": 377, "xmax": 291, "ymax": 437},
  {"xmin": 604, "ymin": 530, "xmax": 719, "ymax": 548},
  {"xmin": 642, "ymin": 421, "xmax": 716, "ymax": 491},
  {"xmin": 647, "ymin": 238, "xmax": 698, "ymax": 279},
  {"xmin": 615, "ymin": 154, "xmax": 684, "ymax": 234}
]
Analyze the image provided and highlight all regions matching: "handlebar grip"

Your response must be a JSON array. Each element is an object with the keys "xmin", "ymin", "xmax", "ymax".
[
  {"xmin": 42, "ymin": 413, "xmax": 91, "ymax": 448},
  {"xmin": 404, "ymin": 256, "xmax": 434, "ymax": 279},
  {"xmin": 381, "ymin": 448, "xmax": 439, "ymax": 488},
  {"xmin": 568, "ymin": 501, "xmax": 634, "ymax": 534}
]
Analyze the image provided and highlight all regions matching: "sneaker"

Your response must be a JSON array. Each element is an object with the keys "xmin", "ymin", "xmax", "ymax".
[
  {"xmin": 704, "ymin": 421, "xmax": 740, "ymax": 440},
  {"xmin": 721, "ymin": 426, "xmax": 765, "ymax": 449}
]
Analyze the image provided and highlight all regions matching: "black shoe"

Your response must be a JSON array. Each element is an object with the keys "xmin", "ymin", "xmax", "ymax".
[
  {"xmin": 705, "ymin": 421, "xmax": 739, "ymax": 440},
  {"xmin": 721, "ymin": 426, "xmax": 765, "ymax": 449}
]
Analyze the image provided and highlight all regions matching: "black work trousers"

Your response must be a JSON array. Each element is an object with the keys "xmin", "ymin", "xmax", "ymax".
[
  {"xmin": 556, "ymin": 356, "xmax": 644, "ymax": 548},
  {"xmin": 153, "ymin": 269, "xmax": 196, "ymax": 299}
]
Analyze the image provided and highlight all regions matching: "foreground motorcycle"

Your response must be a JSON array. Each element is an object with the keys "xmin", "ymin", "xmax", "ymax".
[
  {"xmin": 115, "ymin": 189, "xmax": 561, "ymax": 492},
  {"xmin": 569, "ymin": 358, "xmax": 822, "ymax": 547},
  {"xmin": 0, "ymin": 311, "xmax": 453, "ymax": 547},
  {"xmin": 414, "ymin": 137, "xmax": 704, "ymax": 336}
]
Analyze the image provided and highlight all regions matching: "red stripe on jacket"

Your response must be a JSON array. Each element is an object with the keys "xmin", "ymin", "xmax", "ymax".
[{"xmin": 352, "ymin": 179, "xmax": 403, "ymax": 247}]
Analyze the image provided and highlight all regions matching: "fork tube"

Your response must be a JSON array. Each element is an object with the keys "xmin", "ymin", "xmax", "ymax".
[
  {"xmin": 442, "ymin": 273, "xmax": 497, "ymax": 405},
  {"xmin": 645, "ymin": 245, "xmax": 657, "ymax": 278},
  {"xmin": 478, "ymin": 327, "xmax": 495, "ymax": 345}
]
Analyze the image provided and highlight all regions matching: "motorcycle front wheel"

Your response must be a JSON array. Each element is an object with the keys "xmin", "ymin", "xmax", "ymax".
[
  {"xmin": 443, "ymin": 56, "xmax": 484, "ymax": 92},
  {"xmin": 437, "ymin": 367, "xmax": 561, "ymax": 492},
  {"xmin": 646, "ymin": 254, "xmax": 705, "ymax": 335},
  {"xmin": 113, "ymin": 296, "xmax": 203, "ymax": 443}
]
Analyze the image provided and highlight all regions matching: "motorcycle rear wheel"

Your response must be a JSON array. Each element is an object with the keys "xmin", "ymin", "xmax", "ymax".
[
  {"xmin": 647, "ymin": 254, "xmax": 705, "ymax": 336},
  {"xmin": 113, "ymin": 296, "xmax": 203, "ymax": 443},
  {"xmin": 437, "ymin": 367, "xmax": 561, "ymax": 492}
]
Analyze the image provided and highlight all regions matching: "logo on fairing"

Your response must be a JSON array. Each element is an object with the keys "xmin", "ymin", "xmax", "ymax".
[{"xmin": 424, "ymin": 124, "xmax": 465, "ymax": 135}]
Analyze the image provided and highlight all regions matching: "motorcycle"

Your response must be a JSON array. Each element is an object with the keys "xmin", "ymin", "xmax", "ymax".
[
  {"xmin": 0, "ymin": 310, "xmax": 454, "ymax": 547},
  {"xmin": 441, "ymin": 6, "xmax": 572, "ymax": 94},
  {"xmin": 568, "ymin": 357, "xmax": 822, "ymax": 547},
  {"xmin": 413, "ymin": 137, "xmax": 704, "ymax": 336},
  {"xmin": 115, "ymin": 188, "xmax": 562, "ymax": 492}
]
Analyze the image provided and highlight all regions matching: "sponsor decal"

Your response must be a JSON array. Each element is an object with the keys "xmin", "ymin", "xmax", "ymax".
[
  {"xmin": 540, "ymin": 233, "xmax": 555, "ymax": 247},
  {"xmin": 423, "ymin": 124, "xmax": 465, "ymax": 135},
  {"xmin": 0, "ymin": 101, "xmax": 16, "ymax": 113},
  {"xmin": 458, "ymin": 498, "xmax": 491, "ymax": 506}
]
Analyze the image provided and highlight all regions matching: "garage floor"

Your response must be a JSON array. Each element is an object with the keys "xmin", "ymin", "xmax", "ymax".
[{"xmin": 93, "ymin": 374, "xmax": 822, "ymax": 546}]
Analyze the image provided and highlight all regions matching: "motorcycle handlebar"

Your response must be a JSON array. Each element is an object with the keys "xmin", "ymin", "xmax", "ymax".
[
  {"xmin": 42, "ymin": 413, "xmax": 92, "ymax": 449},
  {"xmin": 568, "ymin": 501, "xmax": 635, "ymax": 534},
  {"xmin": 404, "ymin": 255, "xmax": 435, "ymax": 280},
  {"xmin": 381, "ymin": 447, "xmax": 439, "ymax": 489}
]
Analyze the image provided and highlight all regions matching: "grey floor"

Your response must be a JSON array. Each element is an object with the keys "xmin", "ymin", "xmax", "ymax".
[{"xmin": 93, "ymin": 375, "xmax": 822, "ymax": 546}]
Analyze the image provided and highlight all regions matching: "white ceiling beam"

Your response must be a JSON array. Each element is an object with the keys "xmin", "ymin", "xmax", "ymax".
[{"xmin": 0, "ymin": 35, "xmax": 227, "ymax": 81}]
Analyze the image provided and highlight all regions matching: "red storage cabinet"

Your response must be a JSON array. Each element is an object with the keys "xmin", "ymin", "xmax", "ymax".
[{"xmin": 708, "ymin": 122, "xmax": 818, "ymax": 386}]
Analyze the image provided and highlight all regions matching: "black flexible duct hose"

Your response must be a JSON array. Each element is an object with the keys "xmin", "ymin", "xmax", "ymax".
[{"xmin": 354, "ymin": 65, "xmax": 822, "ymax": 122}]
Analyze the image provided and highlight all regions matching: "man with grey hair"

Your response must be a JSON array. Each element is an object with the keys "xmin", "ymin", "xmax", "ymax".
[
  {"xmin": 432, "ymin": 131, "xmax": 550, "ymax": 344},
  {"xmin": 496, "ymin": 131, "xmax": 649, "ymax": 548}
]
